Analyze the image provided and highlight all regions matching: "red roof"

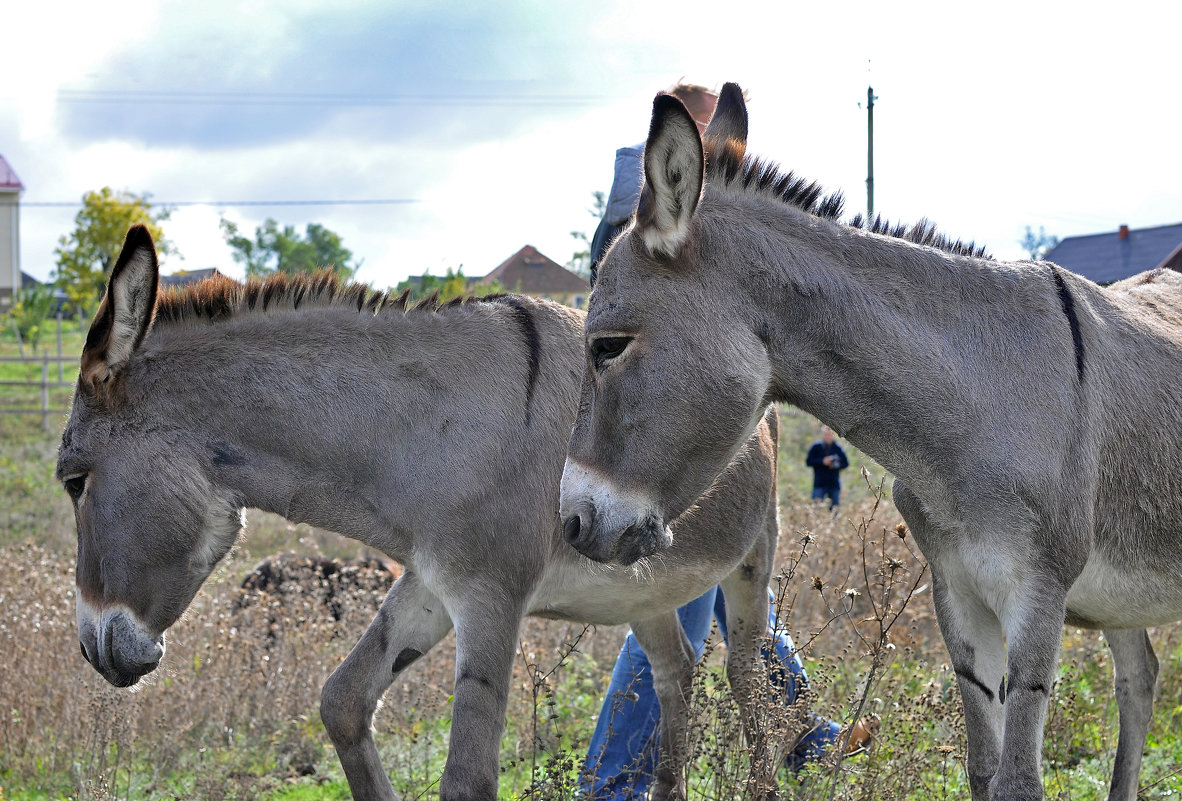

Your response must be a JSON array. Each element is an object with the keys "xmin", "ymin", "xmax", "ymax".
[
  {"xmin": 480, "ymin": 245, "xmax": 590, "ymax": 294},
  {"xmin": 0, "ymin": 155, "xmax": 23, "ymax": 191}
]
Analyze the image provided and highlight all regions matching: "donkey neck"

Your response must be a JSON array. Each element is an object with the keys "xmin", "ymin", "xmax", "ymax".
[
  {"xmin": 722, "ymin": 202, "xmax": 1069, "ymax": 490},
  {"xmin": 134, "ymin": 299, "xmax": 582, "ymax": 559}
]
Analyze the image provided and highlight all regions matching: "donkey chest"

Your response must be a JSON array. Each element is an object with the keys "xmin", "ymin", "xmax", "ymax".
[{"xmin": 931, "ymin": 539, "xmax": 1037, "ymax": 627}]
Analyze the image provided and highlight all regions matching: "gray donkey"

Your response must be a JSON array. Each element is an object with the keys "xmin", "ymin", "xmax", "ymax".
[
  {"xmin": 560, "ymin": 82, "xmax": 1182, "ymax": 801},
  {"xmin": 59, "ymin": 224, "xmax": 789, "ymax": 801}
]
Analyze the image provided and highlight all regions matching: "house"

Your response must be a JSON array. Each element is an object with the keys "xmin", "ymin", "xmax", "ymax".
[
  {"xmin": 476, "ymin": 245, "xmax": 591, "ymax": 308},
  {"xmin": 160, "ymin": 267, "xmax": 228, "ymax": 289},
  {"xmin": 1044, "ymin": 222, "xmax": 1182, "ymax": 284},
  {"xmin": 0, "ymin": 154, "xmax": 23, "ymax": 311}
]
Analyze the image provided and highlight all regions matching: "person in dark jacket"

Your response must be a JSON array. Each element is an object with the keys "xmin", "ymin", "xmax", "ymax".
[{"xmin": 806, "ymin": 425, "xmax": 850, "ymax": 507}]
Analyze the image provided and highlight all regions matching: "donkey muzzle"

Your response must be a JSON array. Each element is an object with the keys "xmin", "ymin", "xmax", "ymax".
[
  {"xmin": 562, "ymin": 506, "xmax": 670, "ymax": 566},
  {"xmin": 560, "ymin": 458, "xmax": 674, "ymax": 565},
  {"xmin": 78, "ymin": 607, "xmax": 165, "ymax": 688}
]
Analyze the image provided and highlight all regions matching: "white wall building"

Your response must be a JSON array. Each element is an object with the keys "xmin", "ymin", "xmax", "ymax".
[{"xmin": 0, "ymin": 154, "xmax": 24, "ymax": 311}]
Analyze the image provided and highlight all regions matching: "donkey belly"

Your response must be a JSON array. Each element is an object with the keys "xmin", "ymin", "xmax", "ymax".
[{"xmin": 1065, "ymin": 550, "xmax": 1182, "ymax": 629}]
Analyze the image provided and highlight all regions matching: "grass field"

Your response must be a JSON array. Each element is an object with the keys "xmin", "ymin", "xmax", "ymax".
[{"xmin": 1, "ymin": 320, "xmax": 1180, "ymax": 800}]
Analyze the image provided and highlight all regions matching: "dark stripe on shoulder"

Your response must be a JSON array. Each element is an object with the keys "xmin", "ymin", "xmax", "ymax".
[
  {"xmin": 1051, "ymin": 266, "xmax": 1085, "ymax": 382},
  {"xmin": 955, "ymin": 669, "xmax": 995, "ymax": 703},
  {"xmin": 492, "ymin": 295, "xmax": 542, "ymax": 425}
]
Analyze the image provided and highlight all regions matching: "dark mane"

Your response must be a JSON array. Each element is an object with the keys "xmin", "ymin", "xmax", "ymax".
[
  {"xmin": 153, "ymin": 271, "xmax": 501, "ymax": 327},
  {"xmin": 706, "ymin": 143, "xmax": 991, "ymax": 259}
]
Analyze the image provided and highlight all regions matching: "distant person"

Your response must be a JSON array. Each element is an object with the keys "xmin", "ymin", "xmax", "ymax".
[
  {"xmin": 582, "ymin": 83, "xmax": 877, "ymax": 801},
  {"xmin": 807, "ymin": 426, "xmax": 849, "ymax": 508}
]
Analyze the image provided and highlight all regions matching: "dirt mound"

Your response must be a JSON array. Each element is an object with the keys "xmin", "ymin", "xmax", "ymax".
[{"xmin": 234, "ymin": 554, "xmax": 401, "ymax": 641}]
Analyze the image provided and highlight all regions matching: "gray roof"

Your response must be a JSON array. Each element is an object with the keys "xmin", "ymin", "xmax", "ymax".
[{"xmin": 1044, "ymin": 223, "xmax": 1182, "ymax": 284}]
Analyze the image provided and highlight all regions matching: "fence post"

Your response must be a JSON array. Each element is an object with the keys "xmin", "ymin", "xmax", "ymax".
[
  {"xmin": 41, "ymin": 354, "xmax": 50, "ymax": 431},
  {"xmin": 57, "ymin": 312, "xmax": 64, "ymax": 382}
]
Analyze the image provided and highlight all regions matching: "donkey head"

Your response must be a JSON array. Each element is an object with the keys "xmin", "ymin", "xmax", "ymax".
[
  {"xmin": 58, "ymin": 225, "xmax": 243, "ymax": 687},
  {"xmin": 560, "ymin": 84, "xmax": 773, "ymax": 565}
]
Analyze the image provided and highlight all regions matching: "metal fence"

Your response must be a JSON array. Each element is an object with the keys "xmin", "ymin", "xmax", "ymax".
[{"xmin": 0, "ymin": 355, "xmax": 75, "ymax": 430}]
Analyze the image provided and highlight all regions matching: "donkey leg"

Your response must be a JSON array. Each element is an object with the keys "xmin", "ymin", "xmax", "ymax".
[
  {"xmin": 630, "ymin": 611, "xmax": 697, "ymax": 801},
  {"xmin": 1104, "ymin": 628, "xmax": 1158, "ymax": 801},
  {"xmin": 718, "ymin": 520, "xmax": 781, "ymax": 800},
  {"xmin": 321, "ymin": 570, "xmax": 454, "ymax": 801},
  {"xmin": 930, "ymin": 573, "xmax": 1009, "ymax": 800},
  {"xmin": 438, "ymin": 599, "xmax": 524, "ymax": 801},
  {"xmin": 895, "ymin": 484, "xmax": 1006, "ymax": 800},
  {"xmin": 990, "ymin": 587, "xmax": 1070, "ymax": 801}
]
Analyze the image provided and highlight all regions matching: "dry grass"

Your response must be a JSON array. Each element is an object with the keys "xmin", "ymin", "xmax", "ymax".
[{"xmin": 2, "ymin": 409, "xmax": 1181, "ymax": 800}]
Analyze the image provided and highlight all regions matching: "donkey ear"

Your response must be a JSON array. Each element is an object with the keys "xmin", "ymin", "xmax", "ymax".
[
  {"xmin": 635, "ymin": 93, "xmax": 704, "ymax": 257},
  {"xmin": 702, "ymin": 82, "xmax": 748, "ymax": 161},
  {"xmin": 81, "ymin": 224, "xmax": 159, "ymax": 391}
]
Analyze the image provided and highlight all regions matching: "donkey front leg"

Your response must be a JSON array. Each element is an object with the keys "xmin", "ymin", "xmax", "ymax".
[
  {"xmin": 992, "ymin": 586, "xmax": 1070, "ymax": 801},
  {"xmin": 438, "ymin": 598, "xmax": 525, "ymax": 801},
  {"xmin": 929, "ymin": 572, "xmax": 1008, "ymax": 799},
  {"xmin": 321, "ymin": 571, "xmax": 454, "ymax": 801},
  {"xmin": 1104, "ymin": 628, "xmax": 1158, "ymax": 801},
  {"xmin": 630, "ymin": 612, "xmax": 698, "ymax": 801},
  {"xmin": 896, "ymin": 484, "xmax": 1007, "ymax": 800}
]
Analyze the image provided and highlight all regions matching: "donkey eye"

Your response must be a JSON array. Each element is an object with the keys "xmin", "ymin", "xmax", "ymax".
[
  {"xmin": 63, "ymin": 474, "xmax": 87, "ymax": 502},
  {"xmin": 591, "ymin": 336, "xmax": 632, "ymax": 370}
]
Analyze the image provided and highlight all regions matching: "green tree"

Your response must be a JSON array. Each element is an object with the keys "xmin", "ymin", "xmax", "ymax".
[
  {"xmin": 6, "ymin": 283, "xmax": 56, "ymax": 354},
  {"xmin": 220, "ymin": 217, "xmax": 360, "ymax": 279},
  {"xmin": 394, "ymin": 267, "xmax": 504, "ymax": 304},
  {"xmin": 54, "ymin": 188, "xmax": 175, "ymax": 319},
  {"xmin": 1020, "ymin": 225, "xmax": 1060, "ymax": 261},
  {"xmin": 567, "ymin": 190, "xmax": 606, "ymax": 280}
]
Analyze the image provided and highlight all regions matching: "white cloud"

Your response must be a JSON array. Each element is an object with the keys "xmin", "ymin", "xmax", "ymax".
[
  {"xmin": 0, "ymin": 1, "xmax": 159, "ymax": 138},
  {"xmin": 6, "ymin": 1, "xmax": 1182, "ymax": 286}
]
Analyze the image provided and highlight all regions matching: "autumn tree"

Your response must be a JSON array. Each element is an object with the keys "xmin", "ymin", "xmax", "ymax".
[
  {"xmin": 220, "ymin": 218, "xmax": 360, "ymax": 279},
  {"xmin": 5, "ymin": 283, "xmax": 56, "ymax": 355},
  {"xmin": 393, "ymin": 268, "xmax": 504, "ymax": 304},
  {"xmin": 54, "ymin": 188, "xmax": 175, "ymax": 319}
]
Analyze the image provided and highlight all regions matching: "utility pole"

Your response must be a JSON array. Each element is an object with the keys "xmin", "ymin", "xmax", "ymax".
[{"xmin": 866, "ymin": 85, "xmax": 878, "ymax": 219}]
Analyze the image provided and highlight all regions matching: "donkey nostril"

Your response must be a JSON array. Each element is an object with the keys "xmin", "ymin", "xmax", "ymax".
[
  {"xmin": 563, "ymin": 516, "xmax": 581, "ymax": 545},
  {"xmin": 80, "ymin": 641, "xmax": 92, "ymax": 665}
]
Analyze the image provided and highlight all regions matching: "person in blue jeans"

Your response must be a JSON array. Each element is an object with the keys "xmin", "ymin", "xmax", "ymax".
[
  {"xmin": 582, "ymin": 586, "xmax": 874, "ymax": 799},
  {"xmin": 806, "ymin": 426, "xmax": 849, "ymax": 508}
]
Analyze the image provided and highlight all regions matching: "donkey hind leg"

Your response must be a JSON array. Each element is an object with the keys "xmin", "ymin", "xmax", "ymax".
[
  {"xmin": 438, "ymin": 595, "xmax": 525, "ymax": 801},
  {"xmin": 713, "ymin": 571, "xmax": 780, "ymax": 801},
  {"xmin": 718, "ymin": 524, "xmax": 781, "ymax": 800},
  {"xmin": 629, "ymin": 611, "xmax": 697, "ymax": 801},
  {"xmin": 894, "ymin": 483, "xmax": 1006, "ymax": 801},
  {"xmin": 321, "ymin": 570, "xmax": 454, "ymax": 801},
  {"xmin": 1104, "ymin": 628, "xmax": 1158, "ymax": 801}
]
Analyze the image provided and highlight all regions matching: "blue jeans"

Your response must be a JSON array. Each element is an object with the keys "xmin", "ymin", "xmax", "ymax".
[
  {"xmin": 581, "ymin": 587, "xmax": 840, "ymax": 800},
  {"xmin": 811, "ymin": 486, "xmax": 840, "ymax": 507}
]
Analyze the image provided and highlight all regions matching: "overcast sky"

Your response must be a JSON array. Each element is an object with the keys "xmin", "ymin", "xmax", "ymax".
[{"xmin": 3, "ymin": 0, "xmax": 1181, "ymax": 287}]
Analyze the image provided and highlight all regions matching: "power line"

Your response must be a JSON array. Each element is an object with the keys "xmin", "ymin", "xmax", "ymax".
[
  {"xmin": 20, "ymin": 199, "xmax": 423, "ymax": 210},
  {"xmin": 53, "ymin": 89, "xmax": 608, "ymax": 108}
]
